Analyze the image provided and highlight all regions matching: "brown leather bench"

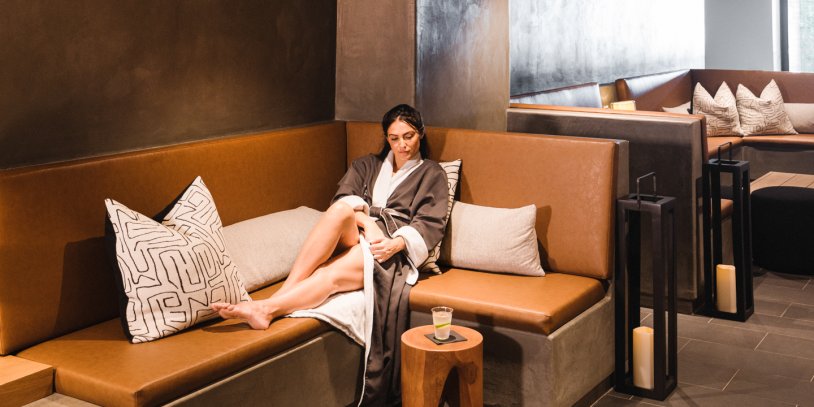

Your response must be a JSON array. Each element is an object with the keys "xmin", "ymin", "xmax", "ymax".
[
  {"xmin": 507, "ymin": 105, "xmax": 711, "ymax": 313},
  {"xmin": 616, "ymin": 69, "xmax": 814, "ymax": 178},
  {"xmin": 2, "ymin": 121, "xmax": 624, "ymax": 406}
]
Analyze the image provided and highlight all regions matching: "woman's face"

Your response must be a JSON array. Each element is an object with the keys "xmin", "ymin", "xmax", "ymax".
[{"xmin": 386, "ymin": 118, "xmax": 421, "ymax": 167}]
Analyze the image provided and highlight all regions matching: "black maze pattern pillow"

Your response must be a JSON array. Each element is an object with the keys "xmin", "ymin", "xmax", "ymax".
[
  {"xmin": 105, "ymin": 177, "xmax": 250, "ymax": 343},
  {"xmin": 419, "ymin": 159, "xmax": 462, "ymax": 274}
]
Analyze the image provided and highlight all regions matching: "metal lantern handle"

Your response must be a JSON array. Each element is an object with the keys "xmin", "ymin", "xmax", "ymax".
[
  {"xmin": 636, "ymin": 172, "xmax": 657, "ymax": 208},
  {"xmin": 716, "ymin": 142, "xmax": 733, "ymax": 163}
]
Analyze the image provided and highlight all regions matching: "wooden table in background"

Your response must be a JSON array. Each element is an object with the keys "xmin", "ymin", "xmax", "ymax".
[
  {"xmin": 400, "ymin": 325, "xmax": 483, "ymax": 407},
  {"xmin": 751, "ymin": 171, "xmax": 814, "ymax": 191}
]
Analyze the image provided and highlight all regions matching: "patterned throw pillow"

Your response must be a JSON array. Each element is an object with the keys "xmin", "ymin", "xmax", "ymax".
[
  {"xmin": 692, "ymin": 82, "xmax": 744, "ymax": 136},
  {"xmin": 736, "ymin": 80, "xmax": 798, "ymax": 136},
  {"xmin": 105, "ymin": 176, "xmax": 251, "ymax": 343},
  {"xmin": 419, "ymin": 159, "xmax": 462, "ymax": 274}
]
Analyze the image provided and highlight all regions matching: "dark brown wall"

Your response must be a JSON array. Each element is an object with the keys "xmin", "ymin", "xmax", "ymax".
[{"xmin": 0, "ymin": 0, "xmax": 336, "ymax": 169}]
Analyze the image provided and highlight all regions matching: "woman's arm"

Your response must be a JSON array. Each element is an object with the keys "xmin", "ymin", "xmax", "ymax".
[
  {"xmin": 354, "ymin": 211, "xmax": 382, "ymax": 240},
  {"xmin": 356, "ymin": 211, "xmax": 407, "ymax": 262}
]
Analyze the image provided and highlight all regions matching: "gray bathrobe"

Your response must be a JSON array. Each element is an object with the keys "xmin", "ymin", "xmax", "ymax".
[{"xmin": 333, "ymin": 153, "xmax": 449, "ymax": 406}]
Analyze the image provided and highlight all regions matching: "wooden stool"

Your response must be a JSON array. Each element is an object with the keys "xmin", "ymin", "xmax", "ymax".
[{"xmin": 400, "ymin": 325, "xmax": 483, "ymax": 407}]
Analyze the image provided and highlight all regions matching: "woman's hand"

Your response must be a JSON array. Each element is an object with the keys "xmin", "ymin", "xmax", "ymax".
[
  {"xmin": 355, "ymin": 211, "xmax": 385, "ymax": 241},
  {"xmin": 369, "ymin": 236, "xmax": 406, "ymax": 263}
]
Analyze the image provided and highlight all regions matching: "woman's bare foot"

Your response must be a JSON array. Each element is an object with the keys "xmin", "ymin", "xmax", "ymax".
[{"xmin": 211, "ymin": 301, "xmax": 275, "ymax": 330}]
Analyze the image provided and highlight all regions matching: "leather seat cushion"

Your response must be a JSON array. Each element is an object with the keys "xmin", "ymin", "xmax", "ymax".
[
  {"xmin": 16, "ymin": 285, "xmax": 332, "ymax": 407},
  {"xmin": 409, "ymin": 268, "xmax": 606, "ymax": 335},
  {"xmin": 741, "ymin": 134, "xmax": 814, "ymax": 147}
]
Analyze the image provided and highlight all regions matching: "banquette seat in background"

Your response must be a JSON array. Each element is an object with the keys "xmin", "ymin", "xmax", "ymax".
[
  {"xmin": 507, "ymin": 102, "xmax": 712, "ymax": 313},
  {"xmin": 616, "ymin": 69, "xmax": 814, "ymax": 178},
  {"xmin": 1, "ymin": 121, "xmax": 627, "ymax": 407},
  {"xmin": 508, "ymin": 68, "xmax": 814, "ymax": 314}
]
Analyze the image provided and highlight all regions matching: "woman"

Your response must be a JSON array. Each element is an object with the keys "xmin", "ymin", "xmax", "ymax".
[{"xmin": 212, "ymin": 104, "xmax": 450, "ymax": 405}]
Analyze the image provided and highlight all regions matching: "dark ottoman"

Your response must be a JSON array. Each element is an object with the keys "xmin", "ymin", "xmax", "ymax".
[{"xmin": 751, "ymin": 186, "xmax": 814, "ymax": 274}]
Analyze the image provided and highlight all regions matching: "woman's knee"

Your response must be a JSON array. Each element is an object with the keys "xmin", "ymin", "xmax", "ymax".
[{"xmin": 326, "ymin": 201, "xmax": 355, "ymax": 222}]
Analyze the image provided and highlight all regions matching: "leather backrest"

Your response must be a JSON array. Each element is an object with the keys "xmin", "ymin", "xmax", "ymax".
[
  {"xmin": 510, "ymin": 82, "xmax": 603, "ymax": 108},
  {"xmin": 0, "ymin": 122, "xmax": 348, "ymax": 354},
  {"xmin": 615, "ymin": 70, "xmax": 692, "ymax": 112},
  {"xmin": 692, "ymin": 69, "xmax": 814, "ymax": 103},
  {"xmin": 346, "ymin": 121, "xmax": 618, "ymax": 281},
  {"xmin": 507, "ymin": 107, "xmax": 706, "ymax": 302}
]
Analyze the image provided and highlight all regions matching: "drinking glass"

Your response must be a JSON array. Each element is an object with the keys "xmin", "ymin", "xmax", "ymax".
[{"xmin": 431, "ymin": 306, "xmax": 453, "ymax": 340}]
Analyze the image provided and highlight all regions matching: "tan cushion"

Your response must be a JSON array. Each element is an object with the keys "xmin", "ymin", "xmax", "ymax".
[
  {"xmin": 17, "ymin": 285, "xmax": 331, "ymax": 407},
  {"xmin": 409, "ymin": 268, "xmax": 605, "ymax": 335},
  {"xmin": 784, "ymin": 103, "xmax": 814, "ymax": 133},
  {"xmin": 740, "ymin": 134, "xmax": 814, "ymax": 147},
  {"xmin": 440, "ymin": 202, "xmax": 544, "ymax": 276},
  {"xmin": 224, "ymin": 206, "xmax": 323, "ymax": 291}
]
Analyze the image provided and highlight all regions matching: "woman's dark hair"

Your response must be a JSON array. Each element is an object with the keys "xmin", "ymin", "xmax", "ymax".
[{"xmin": 378, "ymin": 104, "xmax": 430, "ymax": 159}]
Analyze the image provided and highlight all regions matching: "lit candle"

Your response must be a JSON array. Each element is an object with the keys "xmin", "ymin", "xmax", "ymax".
[
  {"xmin": 633, "ymin": 326, "xmax": 654, "ymax": 389},
  {"xmin": 716, "ymin": 264, "xmax": 737, "ymax": 313}
]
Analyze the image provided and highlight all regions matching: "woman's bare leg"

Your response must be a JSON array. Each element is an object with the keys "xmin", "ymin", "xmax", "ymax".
[
  {"xmin": 274, "ymin": 201, "xmax": 360, "ymax": 297},
  {"xmin": 212, "ymin": 244, "xmax": 365, "ymax": 329}
]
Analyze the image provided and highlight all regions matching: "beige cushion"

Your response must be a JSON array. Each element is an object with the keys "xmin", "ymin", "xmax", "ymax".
[
  {"xmin": 692, "ymin": 82, "xmax": 744, "ymax": 136},
  {"xmin": 105, "ymin": 176, "xmax": 251, "ymax": 343},
  {"xmin": 662, "ymin": 101, "xmax": 691, "ymax": 114},
  {"xmin": 440, "ymin": 201, "xmax": 544, "ymax": 276},
  {"xmin": 736, "ymin": 80, "xmax": 797, "ymax": 136},
  {"xmin": 784, "ymin": 103, "xmax": 814, "ymax": 133},
  {"xmin": 419, "ymin": 159, "xmax": 462, "ymax": 274},
  {"xmin": 223, "ymin": 206, "xmax": 323, "ymax": 292}
]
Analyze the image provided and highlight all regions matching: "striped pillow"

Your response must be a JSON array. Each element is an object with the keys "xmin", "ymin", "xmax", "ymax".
[
  {"xmin": 692, "ymin": 82, "xmax": 744, "ymax": 137},
  {"xmin": 419, "ymin": 159, "xmax": 461, "ymax": 274},
  {"xmin": 736, "ymin": 80, "xmax": 798, "ymax": 136}
]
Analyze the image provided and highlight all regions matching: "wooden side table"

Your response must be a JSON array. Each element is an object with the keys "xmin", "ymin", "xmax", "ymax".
[{"xmin": 400, "ymin": 325, "xmax": 483, "ymax": 407}]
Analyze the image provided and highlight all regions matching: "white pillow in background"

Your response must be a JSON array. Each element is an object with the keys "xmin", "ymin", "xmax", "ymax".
[
  {"xmin": 783, "ymin": 103, "xmax": 814, "ymax": 133},
  {"xmin": 440, "ymin": 201, "xmax": 545, "ymax": 276},
  {"xmin": 736, "ymin": 80, "xmax": 797, "ymax": 136},
  {"xmin": 224, "ymin": 206, "xmax": 322, "ymax": 292},
  {"xmin": 662, "ymin": 101, "xmax": 691, "ymax": 114},
  {"xmin": 692, "ymin": 82, "xmax": 744, "ymax": 136}
]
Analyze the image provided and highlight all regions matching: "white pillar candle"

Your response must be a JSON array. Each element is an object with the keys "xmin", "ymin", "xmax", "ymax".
[
  {"xmin": 716, "ymin": 264, "xmax": 737, "ymax": 313},
  {"xmin": 632, "ymin": 326, "xmax": 654, "ymax": 389}
]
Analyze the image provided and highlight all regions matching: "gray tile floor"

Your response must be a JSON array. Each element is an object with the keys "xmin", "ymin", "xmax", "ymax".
[{"xmin": 593, "ymin": 266, "xmax": 814, "ymax": 407}]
